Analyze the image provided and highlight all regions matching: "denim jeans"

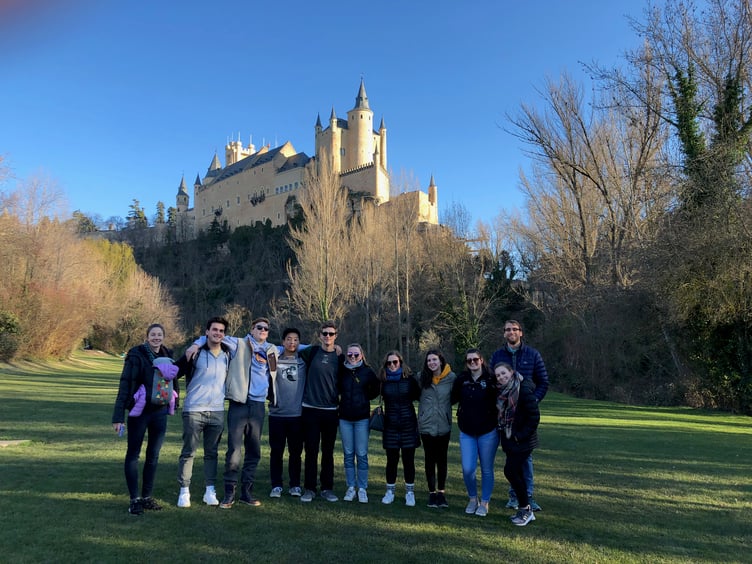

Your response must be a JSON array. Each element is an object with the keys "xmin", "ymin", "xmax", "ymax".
[
  {"xmin": 459, "ymin": 429, "xmax": 499, "ymax": 503},
  {"xmin": 303, "ymin": 407, "xmax": 339, "ymax": 492},
  {"xmin": 178, "ymin": 410, "xmax": 225, "ymax": 487},
  {"xmin": 125, "ymin": 406, "xmax": 167, "ymax": 499},
  {"xmin": 224, "ymin": 400, "xmax": 265, "ymax": 487},
  {"xmin": 339, "ymin": 418, "xmax": 370, "ymax": 490},
  {"xmin": 268, "ymin": 415, "xmax": 304, "ymax": 489},
  {"xmin": 508, "ymin": 453, "xmax": 534, "ymax": 500}
]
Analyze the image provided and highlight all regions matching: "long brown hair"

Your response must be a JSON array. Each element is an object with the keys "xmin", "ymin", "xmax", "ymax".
[{"xmin": 378, "ymin": 349, "xmax": 412, "ymax": 381}]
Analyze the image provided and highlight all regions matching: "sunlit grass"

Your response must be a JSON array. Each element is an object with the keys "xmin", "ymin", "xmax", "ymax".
[{"xmin": 0, "ymin": 351, "xmax": 750, "ymax": 563}]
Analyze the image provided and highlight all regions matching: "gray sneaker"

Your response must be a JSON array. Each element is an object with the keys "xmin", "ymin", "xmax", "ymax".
[
  {"xmin": 505, "ymin": 497, "xmax": 519, "ymax": 509},
  {"xmin": 289, "ymin": 486, "xmax": 303, "ymax": 497},
  {"xmin": 465, "ymin": 497, "xmax": 479, "ymax": 514},
  {"xmin": 511, "ymin": 506, "xmax": 536, "ymax": 526},
  {"xmin": 300, "ymin": 489, "xmax": 316, "ymax": 502},
  {"xmin": 269, "ymin": 487, "xmax": 283, "ymax": 498},
  {"xmin": 475, "ymin": 503, "xmax": 488, "ymax": 517},
  {"xmin": 321, "ymin": 489, "xmax": 339, "ymax": 502},
  {"xmin": 530, "ymin": 500, "xmax": 542, "ymax": 511}
]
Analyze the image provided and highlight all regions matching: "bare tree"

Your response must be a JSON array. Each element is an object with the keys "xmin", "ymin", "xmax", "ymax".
[{"xmin": 286, "ymin": 161, "xmax": 353, "ymax": 323}]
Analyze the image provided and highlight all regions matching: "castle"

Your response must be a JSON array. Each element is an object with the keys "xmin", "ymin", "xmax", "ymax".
[{"xmin": 173, "ymin": 80, "xmax": 439, "ymax": 238}]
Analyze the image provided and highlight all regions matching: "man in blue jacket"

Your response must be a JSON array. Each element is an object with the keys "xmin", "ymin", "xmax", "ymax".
[{"xmin": 490, "ymin": 319, "xmax": 549, "ymax": 511}]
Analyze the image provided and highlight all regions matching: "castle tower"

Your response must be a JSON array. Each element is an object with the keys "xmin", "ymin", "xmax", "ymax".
[
  {"xmin": 378, "ymin": 117, "xmax": 387, "ymax": 170},
  {"xmin": 176, "ymin": 176, "xmax": 189, "ymax": 213},
  {"xmin": 345, "ymin": 79, "xmax": 374, "ymax": 170}
]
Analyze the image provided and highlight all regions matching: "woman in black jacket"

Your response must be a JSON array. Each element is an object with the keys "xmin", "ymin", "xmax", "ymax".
[
  {"xmin": 378, "ymin": 350, "xmax": 421, "ymax": 506},
  {"xmin": 338, "ymin": 343, "xmax": 380, "ymax": 503},
  {"xmin": 451, "ymin": 348, "xmax": 499, "ymax": 517},
  {"xmin": 112, "ymin": 323, "xmax": 175, "ymax": 516},
  {"xmin": 495, "ymin": 361, "xmax": 540, "ymax": 527}
]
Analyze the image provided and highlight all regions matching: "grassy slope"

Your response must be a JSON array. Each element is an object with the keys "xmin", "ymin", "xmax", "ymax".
[{"xmin": 0, "ymin": 352, "xmax": 750, "ymax": 564}]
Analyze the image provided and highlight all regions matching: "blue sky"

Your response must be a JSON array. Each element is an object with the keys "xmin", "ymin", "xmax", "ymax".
[{"xmin": 1, "ymin": 0, "xmax": 647, "ymax": 228}]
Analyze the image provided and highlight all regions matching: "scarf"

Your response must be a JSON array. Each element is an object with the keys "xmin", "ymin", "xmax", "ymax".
[
  {"xmin": 497, "ymin": 372, "xmax": 523, "ymax": 439},
  {"xmin": 386, "ymin": 367, "xmax": 403, "ymax": 381},
  {"xmin": 345, "ymin": 359, "xmax": 363, "ymax": 370},
  {"xmin": 432, "ymin": 363, "xmax": 452, "ymax": 386}
]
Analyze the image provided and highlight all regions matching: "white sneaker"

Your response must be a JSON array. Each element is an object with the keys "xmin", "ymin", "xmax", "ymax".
[
  {"xmin": 343, "ymin": 486, "xmax": 356, "ymax": 502},
  {"xmin": 465, "ymin": 497, "xmax": 479, "ymax": 514},
  {"xmin": 177, "ymin": 490, "xmax": 191, "ymax": 508},
  {"xmin": 202, "ymin": 487, "xmax": 218, "ymax": 506},
  {"xmin": 381, "ymin": 489, "xmax": 395, "ymax": 504},
  {"xmin": 405, "ymin": 491, "xmax": 415, "ymax": 506},
  {"xmin": 269, "ymin": 486, "xmax": 283, "ymax": 498},
  {"xmin": 357, "ymin": 488, "xmax": 368, "ymax": 503}
]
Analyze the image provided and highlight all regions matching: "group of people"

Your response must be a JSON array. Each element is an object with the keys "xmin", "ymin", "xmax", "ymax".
[{"xmin": 111, "ymin": 317, "xmax": 547, "ymax": 527}]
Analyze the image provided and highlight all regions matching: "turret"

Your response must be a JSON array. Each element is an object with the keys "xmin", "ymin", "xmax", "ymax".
[
  {"xmin": 176, "ymin": 176, "xmax": 189, "ymax": 213},
  {"xmin": 379, "ymin": 117, "xmax": 387, "ymax": 170},
  {"xmin": 345, "ymin": 79, "xmax": 374, "ymax": 169}
]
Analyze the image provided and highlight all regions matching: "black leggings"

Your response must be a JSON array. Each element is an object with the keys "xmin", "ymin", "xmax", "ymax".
[
  {"xmin": 385, "ymin": 447, "xmax": 416, "ymax": 484},
  {"xmin": 504, "ymin": 449, "xmax": 532, "ymax": 508},
  {"xmin": 421, "ymin": 433, "xmax": 450, "ymax": 491}
]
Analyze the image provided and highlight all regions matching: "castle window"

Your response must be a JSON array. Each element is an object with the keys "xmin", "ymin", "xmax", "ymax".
[
  {"xmin": 340, "ymin": 148, "xmax": 345, "ymax": 156},
  {"xmin": 226, "ymin": 200, "xmax": 230, "ymax": 207},
  {"xmin": 237, "ymin": 196, "xmax": 240, "ymax": 204},
  {"xmin": 294, "ymin": 182, "xmax": 298, "ymax": 189}
]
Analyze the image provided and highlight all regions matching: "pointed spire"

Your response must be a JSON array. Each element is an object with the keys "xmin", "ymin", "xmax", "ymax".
[
  {"xmin": 177, "ymin": 175, "xmax": 189, "ymax": 196},
  {"xmin": 379, "ymin": 117, "xmax": 386, "ymax": 130},
  {"xmin": 209, "ymin": 153, "xmax": 221, "ymax": 171},
  {"xmin": 429, "ymin": 174, "xmax": 436, "ymax": 187},
  {"xmin": 329, "ymin": 106, "xmax": 337, "ymax": 121},
  {"xmin": 194, "ymin": 173, "xmax": 202, "ymax": 187},
  {"xmin": 354, "ymin": 78, "xmax": 369, "ymax": 110},
  {"xmin": 315, "ymin": 113, "xmax": 322, "ymax": 128}
]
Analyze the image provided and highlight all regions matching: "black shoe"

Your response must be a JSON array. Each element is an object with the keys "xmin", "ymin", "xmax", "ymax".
[
  {"xmin": 239, "ymin": 483, "xmax": 261, "ymax": 506},
  {"xmin": 219, "ymin": 484, "xmax": 236, "ymax": 509},
  {"xmin": 128, "ymin": 498, "xmax": 144, "ymax": 515},
  {"xmin": 436, "ymin": 492, "xmax": 449, "ymax": 508},
  {"xmin": 140, "ymin": 497, "xmax": 162, "ymax": 511},
  {"xmin": 427, "ymin": 492, "xmax": 438, "ymax": 508}
]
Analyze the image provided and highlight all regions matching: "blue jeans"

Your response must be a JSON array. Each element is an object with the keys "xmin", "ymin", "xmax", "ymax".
[
  {"xmin": 178, "ymin": 410, "xmax": 225, "ymax": 487},
  {"xmin": 459, "ymin": 429, "xmax": 499, "ymax": 503},
  {"xmin": 339, "ymin": 418, "xmax": 370, "ymax": 490},
  {"xmin": 224, "ymin": 400, "xmax": 265, "ymax": 487},
  {"xmin": 508, "ymin": 453, "xmax": 534, "ymax": 500},
  {"xmin": 125, "ymin": 406, "xmax": 167, "ymax": 499}
]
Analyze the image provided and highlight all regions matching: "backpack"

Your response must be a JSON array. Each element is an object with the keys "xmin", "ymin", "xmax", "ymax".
[{"xmin": 150, "ymin": 357, "xmax": 175, "ymax": 406}]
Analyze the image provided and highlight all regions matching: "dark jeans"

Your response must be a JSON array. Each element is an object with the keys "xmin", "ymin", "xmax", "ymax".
[
  {"xmin": 224, "ymin": 400, "xmax": 265, "ymax": 487},
  {"xmin": 302, "ymin": 407, "xmax": 338, "ymax": 492},
  {"xmin": 125, "ymin": 407, "xmax": 167, "ymax": 499},
  {"xmin": 268, "ymin": 415, "xmax": 303, "ymax": 489},
  {"xmin": 385, "ymin": 447, "xmax": 416, "ymax": 484},
  {"xmin": 178, "ymin": 410, "xmax": 225, "ymax": 487},
  {"xmin": 504, "ymin": 449, "xmax": 532, "ymax": 508},
  {"xmin": 421, "ymin": 433, "xmax": 450, "ymax": 491}
]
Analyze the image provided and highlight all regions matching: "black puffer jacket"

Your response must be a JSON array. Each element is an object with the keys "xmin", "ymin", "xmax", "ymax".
[
  {"xmin": 498, "ymin": 377, "xmax": 540, "ymax": 454},
  {"xmin": 112, "ymin": 343, "xmax": 174, "ymax": 424},
  {"xmin": 338, "ymin": 363, "xmax": 380, "ymax": 421},
  {"xmin": 381, "ymin": 376, "xmax": 421, "ymax": 449}
]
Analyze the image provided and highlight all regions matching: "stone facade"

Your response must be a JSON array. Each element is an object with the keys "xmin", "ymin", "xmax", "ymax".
[{"xmin": 174, "ymin": 80, "xmax": 438, "ymax": 239}]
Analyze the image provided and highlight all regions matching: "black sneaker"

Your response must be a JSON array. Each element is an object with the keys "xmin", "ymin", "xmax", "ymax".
[
  {"xmin": 140, "ymin": 497, "xmax": 162, "ymax": 511},
  {"xmin": 436, "ymin": 492, "xmax": 449, "ymax": 508},
  {"xmin": 427, "ymin": 492, "xmax": 438, "ymax": 508},
  {"xmin": 511, "ymin": 506, "xmax": 536, "ymax": 527},
  {"xmin": 128, "ymin": 498, "xmax": 144, "ymax": 515}
]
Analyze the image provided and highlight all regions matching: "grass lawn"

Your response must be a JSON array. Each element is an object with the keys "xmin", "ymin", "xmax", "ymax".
[{"xmin": 0, "ymin": 351, "xmax": 750, "ymax": 563}]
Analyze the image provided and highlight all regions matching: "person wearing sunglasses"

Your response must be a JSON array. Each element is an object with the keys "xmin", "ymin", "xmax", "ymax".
[
  {"xmin": 378, "ymin": 350, "xmax": 421, "ymax": 506},
  {"xmin": 489, "ymin": 320, "xmax": 548, "ymax": 512},
  {"xmin": 186, "ymin": 316, "xmax": 278, "ymax": 509},
  {"xmin": 337, "ymin": 343, "xmax": 380, "ymax": 503},
  {"xmin": 298, "ymin": 321, "xmax": 344, "ymax": 502},
  {"xmin": 417, "ymin": 349, "xmax": 456, "ymax": 509},
  {"xmin": 451, "ymin": 348, "xmax": 499, "ymax": 517}
]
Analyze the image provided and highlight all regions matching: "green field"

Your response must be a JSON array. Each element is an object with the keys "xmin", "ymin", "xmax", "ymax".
[{"xmin": 0, "ymin": 351, "xmax": 750, "ymax": 563}]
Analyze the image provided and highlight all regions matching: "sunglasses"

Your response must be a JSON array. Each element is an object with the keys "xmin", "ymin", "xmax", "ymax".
[
  {"xmin": 346, "ymin": 352, "xmax": 361, "ymax": 358},
  {"xmin": 321, "ymin": 331, "xmax": 337, "ymax": 337},
  {"xmin": 386, "ymin": 359, "xmax": 400, "ymax": 366},
  {"xmin": 466, "ymin": 357, "xmax": 481, "ymax": 364},
  {"xmin": 255, "ymin": 325, "xmax": 269, "ymax": 331}
]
